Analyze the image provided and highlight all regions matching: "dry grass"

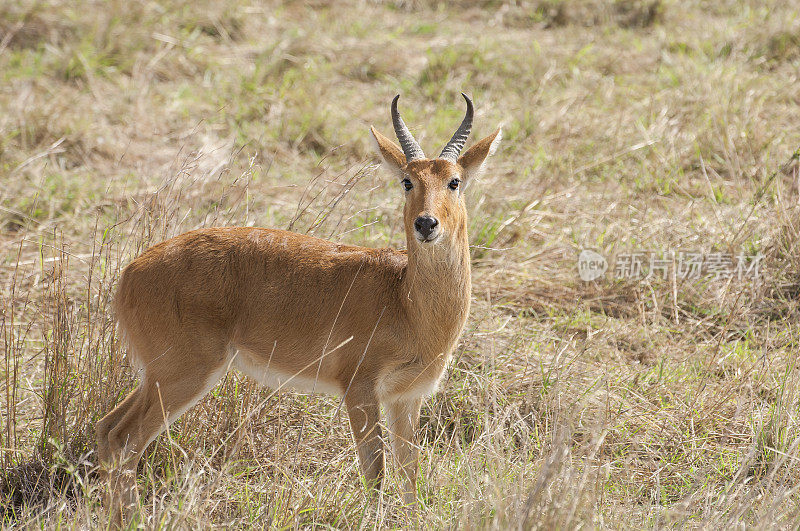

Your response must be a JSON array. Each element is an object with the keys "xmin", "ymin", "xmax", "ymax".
[{"xmin": 2, "ymin": 0, "xmax": 800, "ymax": 527}]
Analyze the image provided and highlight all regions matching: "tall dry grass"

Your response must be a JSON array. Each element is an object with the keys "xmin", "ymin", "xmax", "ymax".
[{"xmin": 3, "ymin": 0, "xmax": 800, "ymax": 528}]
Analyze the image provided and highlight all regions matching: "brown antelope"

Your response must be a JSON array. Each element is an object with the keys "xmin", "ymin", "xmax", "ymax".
[{"xmin": 95, "ymin": 94, "xmax": 501, "ymax": 516}]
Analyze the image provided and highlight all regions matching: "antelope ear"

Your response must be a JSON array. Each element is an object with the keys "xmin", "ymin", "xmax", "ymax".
[
  {"xmin": 457, "ymin": 128, "xmax": 502, "ymax": 186},
  {"xmin": 370, "ymin": 126, "xmax": 405, "ymax": 175}
]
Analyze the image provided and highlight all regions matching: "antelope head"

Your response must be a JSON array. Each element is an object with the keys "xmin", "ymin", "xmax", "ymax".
[{"xmin": 370, "ymin": 94, "xmax": 501, "ymax": 252}]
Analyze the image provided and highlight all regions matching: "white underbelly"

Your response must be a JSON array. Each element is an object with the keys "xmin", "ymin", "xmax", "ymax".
[{"xmin": 232, "ymin": 350, "xmax": 342, "ymax": 395}]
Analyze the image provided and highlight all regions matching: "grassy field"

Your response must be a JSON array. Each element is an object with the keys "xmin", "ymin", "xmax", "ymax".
[{"xmin": 2, "ymin": 0, "xmax": 800, "ymax": 527}]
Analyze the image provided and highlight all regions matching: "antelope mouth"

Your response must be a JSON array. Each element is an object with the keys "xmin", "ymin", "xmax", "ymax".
[{"xmin": 415, "ymin": 233, "xmax": 441, "ymax": 245}]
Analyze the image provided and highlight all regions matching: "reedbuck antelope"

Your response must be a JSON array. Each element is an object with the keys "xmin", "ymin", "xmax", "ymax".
[{"xmin": 96, "ymin": 94, "xmax": 501, "ymax": 513}]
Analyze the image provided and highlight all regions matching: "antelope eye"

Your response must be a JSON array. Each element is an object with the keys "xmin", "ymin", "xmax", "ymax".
[
  {"xmin": 448, "ymin": 178, "xmax": 461, "ymax": 190},
  {"xmin": 402, "ymin": 178, "xmax": 413, "ymax": 191}
]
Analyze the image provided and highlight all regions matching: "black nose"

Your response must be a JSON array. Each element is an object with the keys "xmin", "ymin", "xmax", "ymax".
[{"xmin": 414, "ymin": 216, "xmax": 439, "ymax": 239}]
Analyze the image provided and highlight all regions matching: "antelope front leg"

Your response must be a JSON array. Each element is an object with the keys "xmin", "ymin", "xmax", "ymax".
[
  {"xmin": 345, "ymin": 389, "xmax": 384, "ymax": 493},
  {"xmin": 385, "ymin": 397, "xmax": 422, "ymax": 505}
]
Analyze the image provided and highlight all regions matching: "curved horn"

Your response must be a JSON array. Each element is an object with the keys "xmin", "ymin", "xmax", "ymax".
[
  {"xmin": 438, "ymin": 93, "xmax": 474, "ymax": 162},
  {"xmin": 391, "ymin": 95, "xmax": 425, "ymax": 162}
]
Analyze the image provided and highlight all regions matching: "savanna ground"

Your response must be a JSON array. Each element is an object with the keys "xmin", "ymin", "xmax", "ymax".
[{"xmin": 2, "ymin": 0, "xmax": 800, "ymax": 527}]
